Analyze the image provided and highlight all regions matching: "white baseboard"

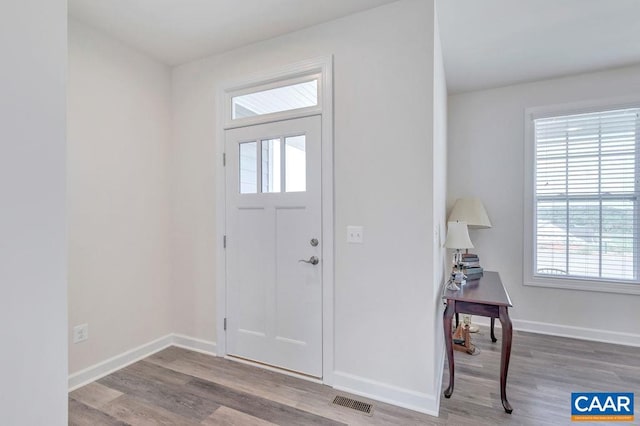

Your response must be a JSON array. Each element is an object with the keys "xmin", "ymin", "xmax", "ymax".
[
  {"xmin": 172, "ymin": 334, "xmax": 218, "ymax": 356},
  {"xmin": 68, "ymin": 334, "xmax": 217, "ymax": 391},
  {"xmin": 68, "ymin": 334, "xmax": 174, "ymax": 391},
  {"xmin": 433, "ymin": 346, "xmax": 445, "ymax": 416},
  {"xmin": 332, "ymin": 371, "xmax": 439, "ymax": 417},
  {"xmin": 70, "ymin": 334, "xmax": 443, "ymax": 416},
  {"xmin": 470, "ymin": 316, "xmax": 640, "ymax": 348}
]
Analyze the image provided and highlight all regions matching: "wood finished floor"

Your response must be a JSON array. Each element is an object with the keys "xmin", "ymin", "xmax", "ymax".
[{"xmin": 69, "ymin": 328, "xmax": 640, "ymax": 425}]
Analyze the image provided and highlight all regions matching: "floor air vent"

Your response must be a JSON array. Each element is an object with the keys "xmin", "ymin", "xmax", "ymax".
[{"xmin": 331, "ymin": 395, "xmax": 373, "ymax": 415}]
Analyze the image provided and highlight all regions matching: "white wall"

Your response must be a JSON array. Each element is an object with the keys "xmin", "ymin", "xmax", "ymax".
[
  {"xmin": 448, "ymin": 64, "xmax": 640, "ymax": 345},
  {"xmin": 0, "ymin": 1, "xmax": 68, "ymax": 424},
  {"xmin": 171, "ymin": 0, "xmax": 442, "ymax": 413},
  {"xmin": 431, "ymin": 4, "xmax": 448, "ymax": 396},
  {"xmin": 68, "ymin": 19, "xmax": 173, "ymax": 374}
]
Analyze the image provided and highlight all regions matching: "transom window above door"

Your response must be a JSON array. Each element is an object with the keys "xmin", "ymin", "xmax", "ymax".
[
  {"xmin": 239, "ymin": 135, "xmax": 307, "ymax": 194},
  {"xmin": 232, "ymin": 80, "xmax": 318, "ymax": 119},
  {"xmin": 224, "ymin": 73, "xmax": 321, "ymax": 127}
]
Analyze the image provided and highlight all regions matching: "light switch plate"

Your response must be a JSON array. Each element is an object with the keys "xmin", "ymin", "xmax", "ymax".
[{"xmin": 347, "ymin": 226, "xmax": 364, "ymax": 243}]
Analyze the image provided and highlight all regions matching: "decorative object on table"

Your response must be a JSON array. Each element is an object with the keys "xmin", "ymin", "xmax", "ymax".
[
  {"xmin": 447, "ymin": 198, "xmax": 492, "ymax": 332},
  {"xmin": 444, "ymin": 221, "xmax": 474, "ymax": 290},
  {"xmin": 461, "ymin": 252, "xmax": 483, "ymax": 278},
  {"xmin": 452, "ymin": 319, "xmax": 480, "ymax": 355}
]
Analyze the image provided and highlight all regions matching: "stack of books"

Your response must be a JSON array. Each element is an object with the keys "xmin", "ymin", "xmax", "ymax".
[{"xmin": 460, "ymin": 253, "xmax": 483, "ymax": 278}]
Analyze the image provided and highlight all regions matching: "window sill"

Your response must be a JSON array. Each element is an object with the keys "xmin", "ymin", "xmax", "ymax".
[{"xmin": 525, "ymin": 275, "xmax": 640, "ymax": 296}]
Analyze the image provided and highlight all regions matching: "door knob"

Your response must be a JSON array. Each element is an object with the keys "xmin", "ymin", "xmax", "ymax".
[{"xmin": 299, "ymin": 256, "xmax": 319, "ymax": 265}]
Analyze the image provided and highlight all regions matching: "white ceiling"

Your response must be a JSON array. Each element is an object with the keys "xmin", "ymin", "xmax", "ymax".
[
  {"xmin": 438, "ymin": 0, "xmax": 640, "ymax": 93},
  {"xmin": 69, "ymin": 0, "xmax": 640, "ymax": 93},
  {"xmin": 68, "ymin": 0, "xmax": 400, "ymax": 66}
]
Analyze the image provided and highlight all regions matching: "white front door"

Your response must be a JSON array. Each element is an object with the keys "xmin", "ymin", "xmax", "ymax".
[{"xmin": 225, "ymin": 115, "xmax": 322, "ymax": 377}]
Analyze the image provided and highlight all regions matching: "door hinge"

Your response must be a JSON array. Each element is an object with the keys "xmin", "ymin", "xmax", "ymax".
[
  {"xmin": 222, "ymin": 153, "xmax": 226, "ymax": 166},
  {"xmin": 223, "ymin": 235, "xmax": 227, "ymax": 248},
  {"xmin": 223, "ymin": 317, "xmax": 227, "ymax": 331}
]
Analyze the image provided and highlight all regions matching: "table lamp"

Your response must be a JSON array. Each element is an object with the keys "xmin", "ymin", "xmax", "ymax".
[
  {"xmin": 444, "ymin": 221, "xmax": 474, "ymax": 290},
  {"xmin": 448, "ymin": 198, "xmax": 492, "ymax": 331},
  {"xmin": 448, "ymin": 198, "xmax": 492, "ymax": 231}
]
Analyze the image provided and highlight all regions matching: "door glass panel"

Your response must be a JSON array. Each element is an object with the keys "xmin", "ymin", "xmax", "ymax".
[
  {"xmin": 262, "ymin": 138, "xmax": 281, "ymax": 193},
  {"xmin": 285, "ymin": 135, "xmax": 306, "ymax": 192},
  {"xmin": 239, "ymin": 141, "xmax": 257, "ymax": 194},
  {"xmin": 232, "ymin": 80, "xmax": 318, "ymax": 119}
]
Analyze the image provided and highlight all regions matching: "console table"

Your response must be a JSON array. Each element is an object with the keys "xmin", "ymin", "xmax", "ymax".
[{"xmin": 442, "ymin": 271, "xmax": 514, "ymax": 413}]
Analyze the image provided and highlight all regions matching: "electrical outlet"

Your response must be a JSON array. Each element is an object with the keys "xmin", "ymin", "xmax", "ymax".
[
  {"xmin": 347, "ymin": 225, "xmax": 364, "ymax": 243},
  {"xmin": 73, "ymin": 324, "xmax": 88, "ymax": 343}
]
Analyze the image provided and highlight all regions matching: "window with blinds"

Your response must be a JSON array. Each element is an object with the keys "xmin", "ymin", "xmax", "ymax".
[{"xmin": 534, "ymin": 107, "xmax": 639, "ymax": 283}]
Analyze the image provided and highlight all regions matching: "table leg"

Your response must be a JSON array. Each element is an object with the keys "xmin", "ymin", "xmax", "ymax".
[
  {"xmin": 498, "ymin": 306, "xmax": 513, "ymax": 413},
  {"xmin": 490, "ymin": 317, "xmax": 497, "ymax": 342},
  {"xmin": 443, "ymin": 301, "xmax": 456, "ymax": 398},
  {"xmin": 455, "ymin": 313, "xmax": 459, "ymax": 328}
]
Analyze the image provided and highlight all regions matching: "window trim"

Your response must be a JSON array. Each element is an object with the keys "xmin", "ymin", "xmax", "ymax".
[{"xmin": 524, "ymin": 96, "xmax": 640, "ymax": 296}]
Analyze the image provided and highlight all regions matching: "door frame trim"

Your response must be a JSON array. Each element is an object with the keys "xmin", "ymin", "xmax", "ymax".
[{"xmin": 215, "ymin": 56, "xmax": 334, "ymax": 385}]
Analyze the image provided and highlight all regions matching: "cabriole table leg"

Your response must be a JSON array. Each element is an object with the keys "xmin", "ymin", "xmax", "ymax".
[
  {"xmin": 443, "ymin": 301, "xmax": 456, "ymax": 398},
  {"xmin": 499, "ymin": 306, "xmax": 513, "ymax": 413}
]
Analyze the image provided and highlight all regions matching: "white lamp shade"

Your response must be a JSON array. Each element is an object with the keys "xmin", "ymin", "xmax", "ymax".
[
  {"xmin": 444, "ymin": 221, "xmax": 474, "ymax": 249},
  {"xmin": 448, "ymin": 198, "xmax": 492, "ymax": 229}
]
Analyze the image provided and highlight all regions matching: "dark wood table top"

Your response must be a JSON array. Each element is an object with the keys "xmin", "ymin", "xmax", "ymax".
[{"xmin": 442, "ymin": 271, "xmax": 512, "ymax": 307}]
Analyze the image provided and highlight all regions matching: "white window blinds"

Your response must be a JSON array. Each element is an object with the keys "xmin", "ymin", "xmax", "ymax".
[{"xmin": 534, "ymin": 107, "xmax": 639, "ymax": 282}]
